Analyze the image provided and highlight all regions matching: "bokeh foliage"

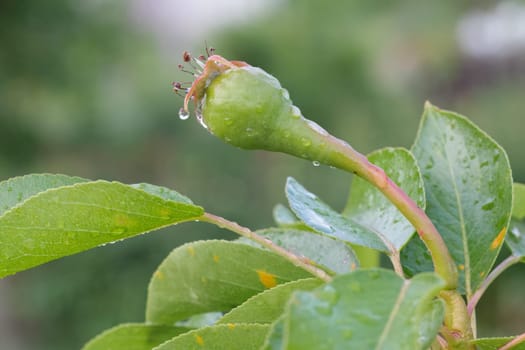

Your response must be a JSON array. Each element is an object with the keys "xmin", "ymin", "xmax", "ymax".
[{"xmin": 1, "ymin": 1, "xmax": 524, "ymax": 349}]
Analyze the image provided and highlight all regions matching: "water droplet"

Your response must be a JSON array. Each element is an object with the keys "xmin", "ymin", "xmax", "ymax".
[
  {"xmin": 245, "ymin": 127, "xmax": 256, "ymax": 137},
  {"xmin": 195, "ymin": 100, "xmax": 208, "ymax": 129},
  {"xmin": 481, "ymin": 200, "xmax": 495, "ymax": 211},
  {"xmin": 301, "ymin": 138, "xmax": 312, "ymax": 147},
  {"xmin": 312, "ymin": 161, "xmax": 320, "ymax": 167},
  {"xmin": 493, "ymin": 151, "xmax": 501, "ymax": 162},
  {"xmin": 178, "ymin": 108, "xmax": 190, "ymax": 120}
]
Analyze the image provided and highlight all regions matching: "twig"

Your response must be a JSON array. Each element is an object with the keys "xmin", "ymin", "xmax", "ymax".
[{"xmin": 200, "ymin": 212, "xmax": 332, "ymax": 282}]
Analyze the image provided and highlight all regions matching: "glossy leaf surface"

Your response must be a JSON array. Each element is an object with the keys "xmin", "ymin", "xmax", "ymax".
[
  {"xmin": 513, "ymin": 183, "xmax": 525, "ymax": 220},
  {"xmin": 0, "ymin": 174, "xmax": 87, "ymax": 216},
  {"xmin": 405, "ymin": 104, "xmax": 513, "ymax": 295},
  {"xmin": 0, "ymin": 179, "xmax": 203, "ymax": 278},
  {"xmin": 507, "ymin": 220, "xmax": 525, "ymax": 259},
  {"xmin": 82, "ymin": 323, "xmax": 189, "ymax": 350},
  {"xmin": 286, "ymin": 177, "xmax": 388, "ymax": 252},
  {"xmin": 218, "ymin": 278, "xmax": 322, "ymax": 324},
  {"xmin": 153, "ymin": 324, "xmax": 270, "ymax": 350},
  {"xmin": 345, "ymin": 147, "xmax": 425, "ymax": 250},
  {"xmin": 243, "ymin": 228, "xmax": 358, "ymax": 274},
  {"xmin": 271, "ymin": 269, "xmax": 445, "ymax": 350},
  {"xmin": 146, "ymin": 240, "xmax": 311, "ymax": 325}
]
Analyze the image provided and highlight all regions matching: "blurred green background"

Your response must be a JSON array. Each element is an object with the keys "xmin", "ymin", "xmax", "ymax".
[{"xmin": 1, "ymin": 1, "xmax": 524, "ymax": 348}]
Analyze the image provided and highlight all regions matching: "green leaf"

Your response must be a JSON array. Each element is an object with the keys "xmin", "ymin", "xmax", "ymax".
[
  {"xmin": 471, "ymin": 337, "xmax": 525, "ymax": 350},
  {"xmin": 513, "ymin": 183, "xmax": 525, "ymax": 220},
  {"xmin": 272, "ymin": 204, "xmax": 312, "ymax": 230},
  {"xmin": 272, "ymin": 269, "xmax": 445, "ymax": 350},
  {"xmin": 146, "ymin": 240, "xmax": 311, "ymax": 325},
  {"xmin": 175, "ymin": 312, "xmax": 223, "ymax": 329},
  {"xmin": 507, "ymin": 219, "xmax": 525, "ymax": 258},
  {"xmin": 82, "ymin": 323, "xmax": 189, "ymax": 350},
  {"xmin": 273, "ymin": 204, "xmax": 299, "ymax": 226},
  {"xmin": 262, "ymin": 317, "xmax": 285, "ymax": 350},
  {"xmin": 0, "ymin": 180, "xmax": 204, "ymax": 278},
  {"xmin": 153, "ymin": 323, "xmax": 270, "ymax": 350},
  {"xmin": 0, "ymin": 173, "xmax": 88, "ymax": 216},
  {"xmin": 286, "ymin": 177, "xmax": 389, "ymax": 252},
  {"xmin": 508, "ymin": 184, "xmax": 525, "ymax": 257},
  {"xmin": 242, "ymin": 228, "xmax": 358, "ymax": 274},
  {"xmin": 131, "ymin": 182, "xmax": 194, "ymax": 204},
  {"xmin": 218, "ymin": 278, "xmax": 322, "ymax": 324},
  {"xmin": 345, "ymin": 147, "xmax": 425, "ymax": 250},
  {"xmin": 405, "ymin": 103, "xmax": 513, "ymax": 295}
]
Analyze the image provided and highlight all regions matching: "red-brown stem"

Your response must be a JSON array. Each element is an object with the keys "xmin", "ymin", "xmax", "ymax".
[
  {"xmin": 499, "ymin": 332, "xmax": 525, "ymax": 350},
  {"xmin": 321, "ymin": 133, "xmax": 458, "ymax": 289},
  {"xmin": 467, "ymin": 255, "xmax": 522, "ymax": 316}
]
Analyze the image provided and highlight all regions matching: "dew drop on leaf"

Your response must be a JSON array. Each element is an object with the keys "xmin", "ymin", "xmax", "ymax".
[
  {"xmin": 481, "ymin": 200, "xmax": 495, "ymax": 211},
  {"xmin": 224, "ymin": 117, "xmax": 233, "ymax": 126},
  {"xmin": 312, "ymin": 161, "xmax": 320, "ymax": 167},
  {"xmin": 301, "ymin": 138, "xmax": 312, "ymax": 147},
  {"xmin": 245, "ymin": 127, "xmax": 256, "ymax": 137}
]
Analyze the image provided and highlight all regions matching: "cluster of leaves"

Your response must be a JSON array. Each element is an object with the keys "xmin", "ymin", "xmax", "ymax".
[{"xmin": 0, "ymin": 105, "xmax": 524, "ymax": 349}]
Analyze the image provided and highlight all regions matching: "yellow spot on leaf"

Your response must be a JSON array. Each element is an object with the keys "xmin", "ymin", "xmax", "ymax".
[
  {"xmin": 195, "ymin": 334, "xmax": 204, "ymax": 346},
  {"xmin": 187, "ymin": 246, "xmax": 195, "ymax": 257},
  {"xmin": 213, "ymin": 255, "xmax": 220, "ymax": 263},
  {"xmin": 159, "ymin": 207, "xmax": 173, "ymax": 219},
  {"xmin": 479, "ymin": 271, "xmax": 486, "ymax": 278},
  {"xmin": 351, "ymin": 263, "xmax": 357, "ymax": 271},
  {"xmin": 114, "ymin": 214, "xmax": 137, "ymax": 228},
  {"xmin": 227, "ymin": 323, "xmax": 236, "ymax": 329},
  {"xmin": 154, "ymin": 271, "xmax": 164, "ymax": 280},
  {"xmin": 256, "ymin": 269, "xmax": 277, "ymax": 289},
  {"xmin": 490, "ymin": 227, "xmax": 507, "ymax": 250},
  {"xmin": 458, "ymin": 264, "xmax": 465, "ymax": 271}
]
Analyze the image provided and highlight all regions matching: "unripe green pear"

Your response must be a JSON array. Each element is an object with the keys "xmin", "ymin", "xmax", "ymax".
[
  {"xmin": 181, "ymin": 55, "xmax": 367, "ymax": 174},
  {"xmin": 177, "ymin": 54, "xmax": 457, "ymax": 291}
]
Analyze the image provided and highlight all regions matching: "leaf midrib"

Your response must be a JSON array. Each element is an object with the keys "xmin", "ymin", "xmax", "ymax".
[
  {"xmin": 375, "ymin": 279, "xmax": 409, "ymax": 349},
  {"xmin": 443, "ymin": 129, "xmax": 471, "ymax": 297}
]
